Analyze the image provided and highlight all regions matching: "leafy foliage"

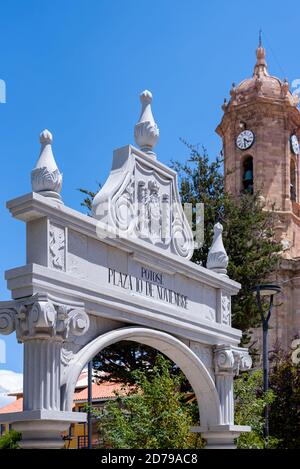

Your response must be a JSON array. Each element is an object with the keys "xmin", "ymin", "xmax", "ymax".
[
  {"xmin": 95, "ymin": 355, "xmax": 203, "ymax": 449},
  {"xmin": 268, "ymin": 350, "xmax": 300, "ymax": 449},
  {"xmin": 0, "ymin": 430, "xmax": 21, "ymax": 449},
  {"xmin": 78, "ymin": 186, "xmax": 100, "ymax": 213},
  {"xmin": 93, "ymin": 341, "xmax": 179, "ymax": 386},
  {"xmin": 234, "ymin": 370, "xmax": 277, "ymax": 449}
]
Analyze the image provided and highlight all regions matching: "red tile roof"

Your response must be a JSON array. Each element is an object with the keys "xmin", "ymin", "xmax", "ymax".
[
  {"xmin": 0, "ymin": 380, "xmax": 130, "ymax": 414},
  {"xmin": 73, "ymin": 381, "xmax": 129, "ymax": 402},
  {"xmin": 0, "ymin": 397, "xmax": 23, "ymax": 414}
]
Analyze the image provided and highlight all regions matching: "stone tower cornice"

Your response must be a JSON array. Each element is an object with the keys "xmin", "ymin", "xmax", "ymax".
[{"xmin": 217, "ymin": 98, "xmax": 300, "ymax": 137}]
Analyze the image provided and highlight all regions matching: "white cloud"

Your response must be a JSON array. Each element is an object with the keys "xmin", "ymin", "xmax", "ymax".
[
  {"xmin": 0, "ymin": 395, "xmax": 15, "ymax": 408},
  {"xmin": 0, "ymin": 370, "xmax": 23, "ymax": 409}
]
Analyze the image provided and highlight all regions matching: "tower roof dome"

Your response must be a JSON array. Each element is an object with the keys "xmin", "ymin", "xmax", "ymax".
[{"xmin": 226, "ymin": 42, "xmax": 298, "ymax": 109}]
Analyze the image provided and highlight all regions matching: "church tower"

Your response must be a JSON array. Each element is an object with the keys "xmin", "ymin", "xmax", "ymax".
[{"xmin": 216, "ymin": 39, "xmax": 300, "ymax": 350}]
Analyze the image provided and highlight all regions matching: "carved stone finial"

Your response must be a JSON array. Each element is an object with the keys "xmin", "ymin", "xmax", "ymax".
[
  {"xmin": 281, "ymin": 78, "xmax": 289, "ymax": 98},
  {"xmin": 207, "ymin": 223, "xmax": 229, "ymax": 276},
  {"xmin": 134, "ymin": 90, "xmax": 160, "ymax": 157},
  {"xmin": 253, "ymin": 43, "xmax": 269, "ymax": 78},
  {"xmin": 222, "ymin": 98, "xmax": 228, "ymax": 111},
  {"xmin": 31, "ymin": 129, "xmax": 63, "ymax": 203}
]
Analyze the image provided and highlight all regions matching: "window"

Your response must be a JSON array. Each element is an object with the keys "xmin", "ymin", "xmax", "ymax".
[
  {"xmin": 0, "ymin": 424, "xmax": 6, "ymax": 436},
  {"xmin": 290, "ymin": 158, "xmax": 297, "ymax": 202},
  {"xmin": 242, "ymin": 156, "xmax": 254, "ymax": 194}
]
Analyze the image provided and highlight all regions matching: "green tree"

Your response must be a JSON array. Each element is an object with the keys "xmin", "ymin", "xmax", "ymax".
[
  {"xmin": 93, "ymin": 341, "xmax": 179, "ymax": 385},
  {"xmin": 268, "ymin": 350, "xmax": 300, "ymax": 449},
  {"xmin": 234, "ymin": 370, "xmax": 277, "ymax": 449},
  {"xmin": 96, "ymin": 355, "xmax": 203, "ymax": 449},
  {"xmin": 172, "ymin": 143, "xmax": 281, "ymax": 335},
  {"xmin": 0, "ymin": 430, "xmax": 21, "ymax": 449}
]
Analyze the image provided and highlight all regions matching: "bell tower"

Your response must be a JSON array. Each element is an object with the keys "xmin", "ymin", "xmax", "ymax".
[{"xmin": 216, "ymin": 39, "xmax": 300, "ymax": 349}]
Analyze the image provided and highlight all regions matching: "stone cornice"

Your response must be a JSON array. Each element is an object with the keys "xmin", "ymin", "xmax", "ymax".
[
  {"xmin": 3, "ymin": 264, "xmax": 242, "ymax": 346},
  {"xmin": 217, "ymin": 99, "xmax": 300, "ymax": 137},
  {"xmin": 6, "ymin": 191, "xmax": 240, "ymax": 295}
]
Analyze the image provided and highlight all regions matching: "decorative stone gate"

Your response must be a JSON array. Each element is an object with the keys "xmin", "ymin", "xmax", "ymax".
[{"xmin": 0, "ymin": 90, "xmax": 251, "ymax": 449}]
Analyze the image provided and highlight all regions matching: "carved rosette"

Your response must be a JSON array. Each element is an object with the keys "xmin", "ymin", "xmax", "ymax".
[
  {"xmin": 68, "ymin": 309, "xmax": 90, "ymax": 337},
  {"xmin": 0, "ymin": 300, "xmax": 90, "ymax": 342},
  {"xmin": 0, "ymin": 309, "xmax": 16, "ymax": 335},
  {"xmin": 214, "ymin": 346, "xmax": 252, "ymax": 376}
]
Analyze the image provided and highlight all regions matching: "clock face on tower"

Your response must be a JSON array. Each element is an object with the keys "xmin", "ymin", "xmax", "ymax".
[
  {"xmin": 236, "ymin": 130, "xmax": 255, "ymax": 151},
  {"xmin": 290, "ymin": 135, "xmax": 300, "ymax": 155}
]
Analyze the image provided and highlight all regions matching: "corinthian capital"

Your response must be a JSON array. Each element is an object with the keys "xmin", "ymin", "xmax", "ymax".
[
  {"xmin": 214, "ymin": 345, "xmax": 252, "ymax": 376},
  {"xmin": 0, "ymin": 297, "xmax": 90, "ymax": 342}
]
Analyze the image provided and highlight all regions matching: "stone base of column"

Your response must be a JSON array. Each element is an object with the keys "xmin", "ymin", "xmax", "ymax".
[
  {"xmin": 0, "ymin": 410, "xmax": 86, "ymax": 449},
  {"xmin": 190, "ymin": 424, "xmax": 251, "ymax": 449}
]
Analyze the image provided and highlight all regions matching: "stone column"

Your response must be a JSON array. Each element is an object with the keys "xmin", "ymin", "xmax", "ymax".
[
  {"xmin": 214, "ymin": 345, "xmax": 252, "ymax": 425},
  {"xmin": 190, "ymin": 346, "xmax": 252, "ymax": 449},
  {"xmin": 0, "ymin": 297, "xmax": 89, "ymax": 448}
]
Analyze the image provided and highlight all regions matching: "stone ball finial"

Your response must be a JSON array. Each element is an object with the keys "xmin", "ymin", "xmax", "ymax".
[
  {"xmin": 31, "ymin": 129, "xmax": 63, "ymax": 203},
  {"xmin": 40, "ymin": 129, "xmax": 53, "ymax": 145},
  {"xmin": 256, "ymin": 46, "xmax": 266, "ymax": 60},
  {"xmin": 207, "ymin": 222, "xmax": 229, "ymax": 276},
  {"xmin": 134, "ymin": 89, "xmax": 160, "ymax": 157},
  {"xmin": 140, "ymin": 89, "xmax": 153, "ymax": 105}
]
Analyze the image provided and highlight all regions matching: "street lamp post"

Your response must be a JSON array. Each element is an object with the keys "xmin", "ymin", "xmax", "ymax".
[
  {"xmin": 253, "ymin": 284, "xmax": 281, "ymax": 448},
  {"xmin": 87, "ymin": 360, "xmax": 93, "ymax": 449}
]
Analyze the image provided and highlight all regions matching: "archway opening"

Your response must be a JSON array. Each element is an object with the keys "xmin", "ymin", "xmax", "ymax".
[
  {"xmin": 70, "ymin": 342, "xmax": 201, "ymax": 449},
  {"xmin": 61, "ymin": 327, "xmax": 221, "ymax": 446}
]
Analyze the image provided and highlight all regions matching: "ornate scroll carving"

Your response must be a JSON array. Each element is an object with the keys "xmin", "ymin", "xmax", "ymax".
[
  {"xmin": 172, "ymin": 202, "xmax": 194, "ymax": 258},
  {"xmin": 0, "ymin": 309, "xmax": 16, "ymax": 335},
  {"xmin": 49, "ymin": 224, "xmax": 66, "ymax": 271},
  {"xmin": 114, "ymin": 175, "xmax": 135, "ymax": 232},
  {"xmin": 214, "ymin": 345, "xmax": 252, "ymax": 376},
  {"xmin": 221, "ymin": 293, "xmax": 231, "ymax": 326}
]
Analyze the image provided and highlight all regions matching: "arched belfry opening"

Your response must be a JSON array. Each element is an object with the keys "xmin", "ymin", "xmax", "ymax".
[
  {"xmin": 242, "ymin": 156, "xmax": 254, "ymax": 194},
  {"xmin": 290, "ymin": 157, "xmax": 297, "ymax": 202}
]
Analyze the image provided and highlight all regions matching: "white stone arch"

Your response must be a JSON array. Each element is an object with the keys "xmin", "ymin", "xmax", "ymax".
[{"xmin": 61, "ymin": 326, "xmax": 221, "ymax": 427}]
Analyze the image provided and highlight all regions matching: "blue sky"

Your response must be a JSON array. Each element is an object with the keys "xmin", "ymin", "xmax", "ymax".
[{"xmin": 0, "ymin": 0, "xmax": 299, "ymax": 375}]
